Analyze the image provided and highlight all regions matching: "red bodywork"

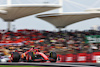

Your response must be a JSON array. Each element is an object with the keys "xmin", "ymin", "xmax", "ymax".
[
  {"xmin": 21, "ymin": 48, "xmax": 49, "ymax": 61},
  {"xmin": 36, "ymin": 52, "xmax": 49, "ymax": 60},
  {"xmin": 11, "ymin": 48, "xmax": 55, "ymax": 62}
]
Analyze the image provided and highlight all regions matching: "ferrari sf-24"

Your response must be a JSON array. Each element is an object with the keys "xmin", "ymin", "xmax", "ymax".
[{"xmin": 11, "ymin": 47, "xmax": 58, "ymax": 62}]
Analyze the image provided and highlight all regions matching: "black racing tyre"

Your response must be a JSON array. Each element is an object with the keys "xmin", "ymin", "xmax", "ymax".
[
  {"xmin": 26, "ymin": 52, "xmax": 35, "ymax": 62},
  {"xmin": 12, "ymin": 52, "xmax": 20, "ymax": 62},
  {"xmin": 50, "ymin": 52, "xmax": 57, "ymax": 62}
]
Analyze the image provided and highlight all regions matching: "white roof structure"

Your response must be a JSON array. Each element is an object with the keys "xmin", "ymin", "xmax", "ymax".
[
  {"xmin": 0, "ymin": 4, "xmax": 60, "ymax": 21},
  {"xmin": 85, "ymin": 8, "xmax": 100, "ymax": 12},
  {"xmin": 37, "ymin": 12, "xmax": 100, "ymax": 28}
]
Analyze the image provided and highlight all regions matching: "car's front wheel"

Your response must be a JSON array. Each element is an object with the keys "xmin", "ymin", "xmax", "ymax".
[{"xmin": 49, "ymin": 52, "xmax": 57, "ymax": 62}]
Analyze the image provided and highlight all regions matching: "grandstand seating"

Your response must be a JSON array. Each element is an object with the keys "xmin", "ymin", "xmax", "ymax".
[{"xmin": 0, "ymin": 29, "xmax": 100, "ymax": 56}]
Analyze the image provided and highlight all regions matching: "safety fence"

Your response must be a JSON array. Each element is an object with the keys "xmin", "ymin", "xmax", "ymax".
[{"xmin": 57, "ymin": 52, "xmax": 100, "ymax": 63}]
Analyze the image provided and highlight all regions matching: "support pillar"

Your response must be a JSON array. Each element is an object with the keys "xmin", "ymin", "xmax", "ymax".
[
  {"xmin": 58, "ymin": 0, "xmax": 63, "ymax": 32},
  {"xmin": 7, "ymin": 21, "xmax": 11, "ymax": 31},
  {"xmin": 59, "ymin": 0, "xmax": 63, "ymax": 13},
  {"xmin": 57, "ymin": 26, "xmax": 65, "ymax": 32},
  {"xmin": 58, "ymin": 28, "xmax": 62, "ymax": 32},
  {"xmin": 7, "ymin": 0, "xmax": 11, "ymax": 6}
]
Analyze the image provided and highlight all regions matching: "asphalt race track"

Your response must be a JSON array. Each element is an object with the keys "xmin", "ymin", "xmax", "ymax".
[{"xmin": 0, "ymin": 62, "xmax": 99, "ymax": 67}]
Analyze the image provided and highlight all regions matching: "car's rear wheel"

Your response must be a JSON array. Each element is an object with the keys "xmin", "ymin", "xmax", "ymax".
[
  {"xmin": 50, "ymin": 52, "xmax": 57, "ymax": 62},
  {"xmin": 11, "ymin": 52, "xmax": 20, "ymax": 62}
]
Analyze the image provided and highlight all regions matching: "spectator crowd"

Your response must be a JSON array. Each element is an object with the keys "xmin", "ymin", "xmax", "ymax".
[{"xmin": 0, "ymin": 29, "xmax": 100, "ymax": 56}]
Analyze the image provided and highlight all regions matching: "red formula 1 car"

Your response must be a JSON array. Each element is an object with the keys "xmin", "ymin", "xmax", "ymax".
[{"xmin": 11, "ymin": 47, "xmax": 57, "ymax": 62}]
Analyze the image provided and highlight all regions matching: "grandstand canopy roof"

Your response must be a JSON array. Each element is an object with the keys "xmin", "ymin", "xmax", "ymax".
[
  {"xmin": 0, "ymin": 4, "xmax": 60, "ymax": 21},
  {"xmin": 37, "ymin": 12, "xmax": 100, "ymax": 28}
]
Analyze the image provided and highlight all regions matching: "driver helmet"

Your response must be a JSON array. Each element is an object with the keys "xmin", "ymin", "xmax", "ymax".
[{"xmin": 31, "ymin": 46, "xmax": 35, "ymax": 49}]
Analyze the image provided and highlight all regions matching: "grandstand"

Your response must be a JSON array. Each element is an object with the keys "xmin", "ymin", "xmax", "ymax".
[
  {"xmin": 0, "ymin": 29, "xmax": 100, "ymax": 63},
  {"xmin": 0, "ymin": 0, "xmax": 100, "ymax": 64}
]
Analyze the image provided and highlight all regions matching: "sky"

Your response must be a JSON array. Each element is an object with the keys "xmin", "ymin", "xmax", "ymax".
[{"xmin": 0, "ymin": 0, "xmax": 100, "ymax": 31}]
